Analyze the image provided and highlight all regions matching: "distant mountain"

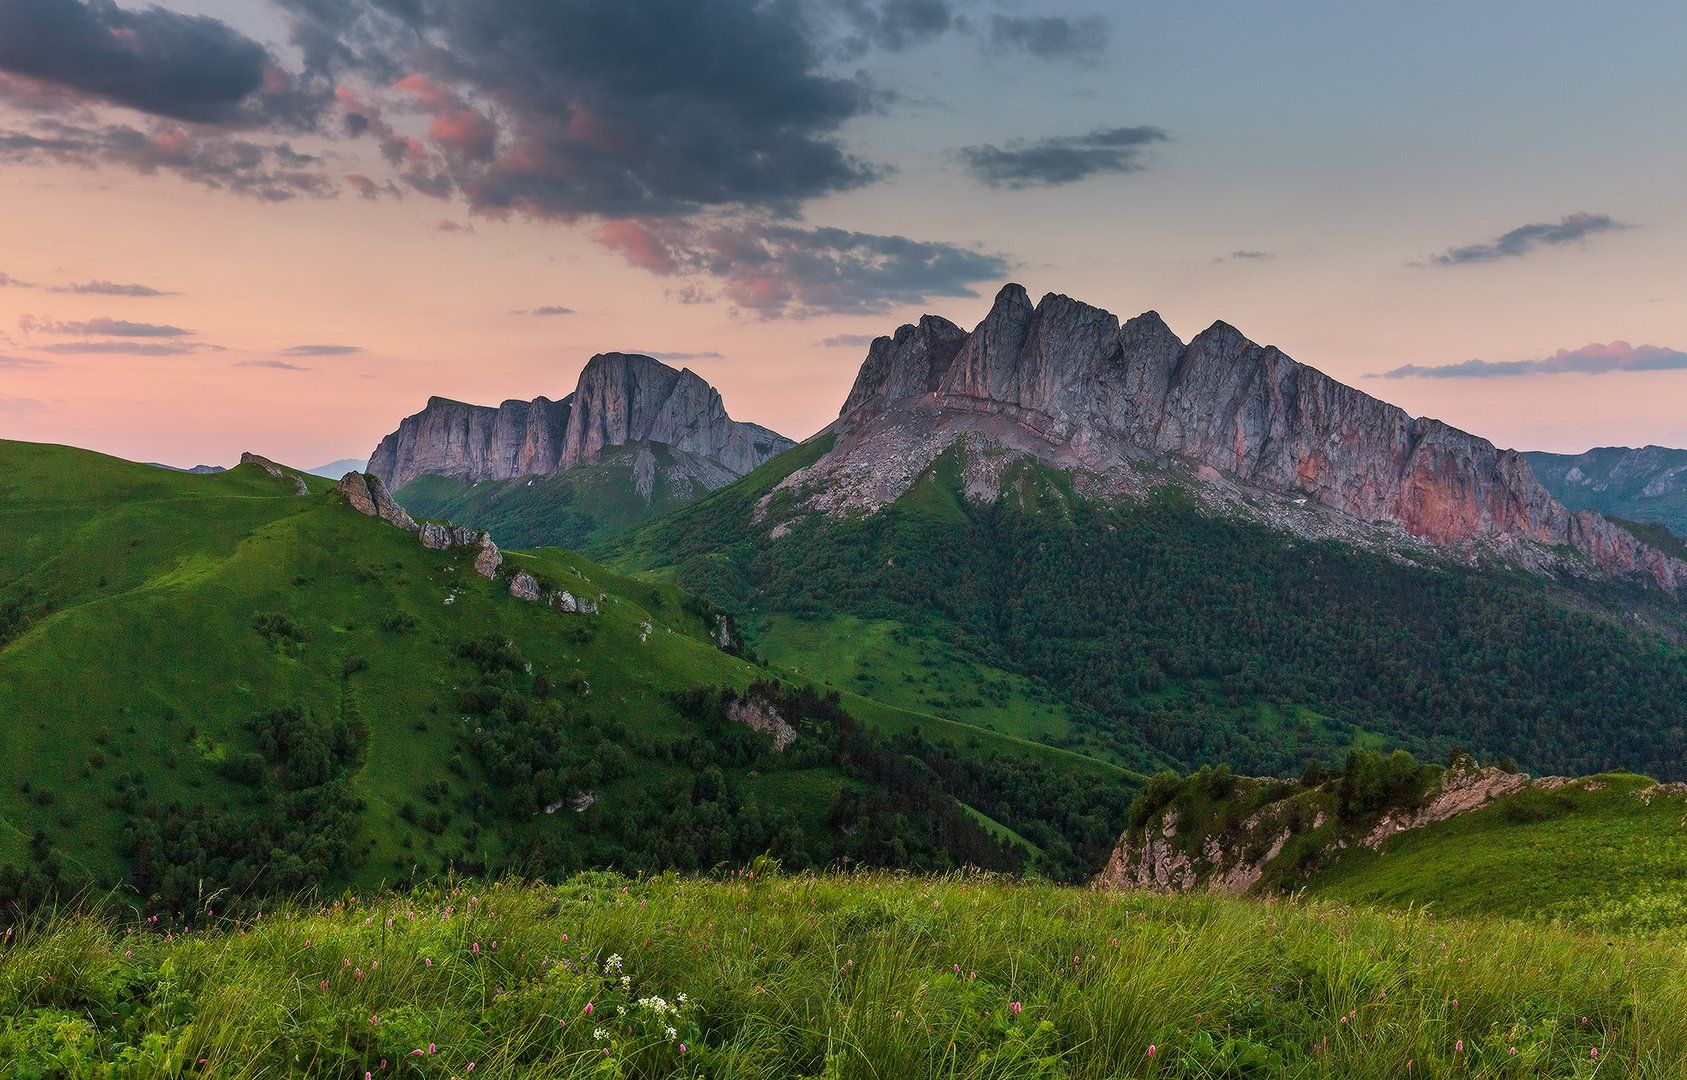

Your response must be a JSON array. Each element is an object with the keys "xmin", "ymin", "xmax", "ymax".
[
  {"xmin": 369, "ymin": 353, "xmax": 793, "ymax": 545},
  {"xmin": 1526, "ymin": 445, "xmax": 1687, "ymax": 540},
  {"xmin": 306, "ymin": 458, "xmax": 367, "ymax": 479},
  {"xmin": 146, "ymin": 461, "xmax": 225, "ymax": 474},
  {"xmin": 617, "ymin": 284, "xmax": 1687, "ymax": 781}
]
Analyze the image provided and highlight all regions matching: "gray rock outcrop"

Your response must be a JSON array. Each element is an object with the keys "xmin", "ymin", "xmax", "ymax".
[
  {"xmin": 509, "ymin": 571, "xmax": 542, "ymax": 601},
  {"xmin": 818, "ymin": 284, "xmax": 1687, "ymax": 591},
  {"xmin": 366, "ymin": 353, "xmax": 793, "ymax": 489},
  {"xmin": 337, "ymin": 471, "xmax": 418, "ymax": 532}
]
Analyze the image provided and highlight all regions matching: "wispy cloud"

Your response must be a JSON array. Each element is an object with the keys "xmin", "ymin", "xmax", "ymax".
[
  {"xmin": 235, "ymin": 359, "xmax": 309, "ymax": 370},
  {"xmin": 988, "ymin": 14, "xmax": 1110, "ymax": 62},
  {"xmin": 642, "ymin": 350, "xmax": 724, "ymax": 362},
  {"xmin": 960, "ymin": 125, "xmax": 1167, "ymax": 189},
  {"xmin": 20, "ymin": 315, "xmax": 192, "ymax": 337},
  {"xmin": 0, "ymin": 352, "xmax": 48, "ymax": 369},
  {"xmin": 283, "ymin": 343, "xmax": 361, "ymax": 356},
  {"xmin": 0, "ymin": 270, "xmax": 34, "ymax": 288},
  {"xmin": 36, "ymin": 340, "xmax": 200, "ymax": 355},
  {"xmin": 1424, "ymin": 212, "xmax": 1629, "ymax": 266},
  {"xmin": 0, "ymin": 396, "xmax": 45, "ymax": 417},
  {"xmin": 818, "ymin": 333, "xmax": 878, "ymax": 348},
  {"xmin": 1372, "ymin": 341, "xmax": 1687, "ymax": 379},
  {"xmin": 52, "ymin": 279, "xmax": 174, "ymax": 296},
  {"xmin": 511, "ymin": 305, "xmax": 575, "ymax": 316}
]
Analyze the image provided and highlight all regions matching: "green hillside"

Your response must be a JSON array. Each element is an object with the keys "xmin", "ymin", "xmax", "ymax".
[
  {"xmin": 0, "ymin": 440, "xmax": 1133, "ymax": 914},
  {"xmin": 615, "ymin": 439, "xmax": 1687, "ymax": 781},
  {"xmin": 1115, "ymin": 754, "xmax": 1687, "ymax": 933},
  {"xmin": 395, "ymin": 444, "xmax": 732, "ymax": 550},
  {"xmin": 1308, "ymin": 772, "xmax": 1687, "ymax": 931},
  {"xmin": 6, "ymin": 873, "xmax": 1683, "ymax": 1078}
]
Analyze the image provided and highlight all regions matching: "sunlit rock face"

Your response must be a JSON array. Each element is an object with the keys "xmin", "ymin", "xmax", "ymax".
[
  {"xmin": 818, "ymin": 283, "xmax": 1685, "ymax": 592},
  {"xmin": 367, "ymin": 353, "xmax": 792, "ymax": 488}
]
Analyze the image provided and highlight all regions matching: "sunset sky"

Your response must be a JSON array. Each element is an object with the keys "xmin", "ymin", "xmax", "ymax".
[{"xmin": 1, "ymin": 0, "xmax": 1684, "ymax": 468}]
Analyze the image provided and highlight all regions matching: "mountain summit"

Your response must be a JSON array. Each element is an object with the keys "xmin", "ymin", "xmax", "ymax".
[
  {"xmin": 369, "ymin": 352, "xmax": 792, "ymax": 488},
  {"xmin": 791, "ymin": 284, "xmax": 1684, "ymax": 591},
  {"xmin": 364, "ymin": 353, "xmax": 795, "ymax": 547}
]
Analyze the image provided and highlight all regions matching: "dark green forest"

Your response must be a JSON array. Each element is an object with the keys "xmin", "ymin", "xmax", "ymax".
[{"xmin": 623, "ymin": 446, "xmax": 1687, "ymax": 780}]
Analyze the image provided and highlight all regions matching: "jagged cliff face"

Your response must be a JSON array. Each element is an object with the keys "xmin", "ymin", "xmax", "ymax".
[
  {"xmin": 368, "ymin": 353, "xmax": 792, "ymax": 489},
  {"xmin": 812, "ymin": 284, "xmax": 1686, "ymax": 592}
]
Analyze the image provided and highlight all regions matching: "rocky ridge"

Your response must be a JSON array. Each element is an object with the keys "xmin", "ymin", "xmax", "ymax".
[
  {"xmin": 1093, "ymin": 763, "xmax": 1633, "ymax": 895},
  {"xmin": 1526, "ymin": 444, "xmax": 1687, "ymax": 538},
  {"xmin": 366, "ymin": 352, "xmax": 793, "ymax": 489},
  {"xmin": 336, "ymin": 470, "xmax": 502, "ymax": 581},
  {"xmin": 769, "ymin": 284, "xmax": 1687, "ymax": 592}
]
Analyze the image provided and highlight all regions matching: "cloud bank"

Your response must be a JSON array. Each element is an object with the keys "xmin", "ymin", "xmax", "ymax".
[{"xmin": 1374, "ymin": 341, "xmax": 1687, "ymax": 379}]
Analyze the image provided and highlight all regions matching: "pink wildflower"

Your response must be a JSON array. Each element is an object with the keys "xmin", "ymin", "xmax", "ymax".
[{"xmin": 1011, "ymin": 1001, "xmax": 1022, "ymax": 1014}]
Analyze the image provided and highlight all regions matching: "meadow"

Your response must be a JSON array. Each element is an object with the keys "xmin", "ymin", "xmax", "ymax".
[{"xmin": 3, "ymin": 872, "xmax": 1679, "ymax": 1078}]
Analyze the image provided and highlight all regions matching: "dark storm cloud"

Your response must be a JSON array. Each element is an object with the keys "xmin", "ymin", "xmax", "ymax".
[
  {"xmin": 22, "ymin": 315, "xmax": 191, "ymax": 336},
  {"xmin": 596, "ymin": 218, "xmax": 1011, "ymax": 317},
  {"xmin": 1373, "ymin": 342, "xmax": 1687, "ymax": 379},
  {"xmin": 0, "ymin": 119, "xmax": 336, "ymax": 200},
  {"xmin": 283, "ymin": 343, "xmax": 362, "ymax": 355},
  {"xmin": 988, "ymin": 14, "xmax": 1109, "ymax": 61},
  {"xmin": 0, "ymin": 0, "xmax": 270, "ymax": 122},
  {"xmin": 1426, "ymin": 212, "xmax": 1629, "ymax": 266},
  {"xmin": 836, "ymin": 0, "xmax": 957, "ymax": 55},
  {"xmin": 273, "ymin": 0, "xmax": 882, "ymax": 221},
  {"xmin": 960, "ymin": 125, "xmax": 1167, "ymax": 188}
]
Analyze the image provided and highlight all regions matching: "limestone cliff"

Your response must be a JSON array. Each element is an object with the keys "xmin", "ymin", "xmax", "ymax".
[
  {"xmin": 806, "ymin": 284, "xmax": 1686, "ymax": 591},
  {"xmin": 367, "ymin": 353, "xmax": 792, "ymax": 489}
]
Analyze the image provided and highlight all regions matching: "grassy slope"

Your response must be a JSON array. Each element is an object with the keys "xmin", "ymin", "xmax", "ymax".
[
  {"xmin": 1308, "ymin": 774, "xmax": 1687, "ymax": 932},
  {"xmin": 0, "ymin": 442, "xmax": 819, "ymax": 887},
  {"xmin": 607, "ymin": 437, "xmax": 1128, "ymax": 770},
  {"xmin": 4, "ymin": 873, "xmax": 1682, "ymax": 1078},
  {"xmin": 395, "ymin": 444, "xmax": 717, "ymax": 550},
  {"xmin": 616, "ymin": 437, "xmax": 1687, "ymax": 781}
]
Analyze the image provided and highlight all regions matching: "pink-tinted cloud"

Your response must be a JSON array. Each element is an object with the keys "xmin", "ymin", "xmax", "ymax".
[
  {"xmin": 595, "ymin": 220, "xmax": 681, "ymax": 275},
  {"xmin": 393, "ymin": 74, "xmax": 497, "ymax": 162},
  {"xmin": 1375, "ymin": 341, "xmax": 1687, "ymax": 378}
]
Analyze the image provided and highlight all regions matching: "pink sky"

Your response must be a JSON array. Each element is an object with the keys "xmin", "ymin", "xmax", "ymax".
[{"xmin": 1, "ymin": 1, "xmax": 1683, "ymax": 467}]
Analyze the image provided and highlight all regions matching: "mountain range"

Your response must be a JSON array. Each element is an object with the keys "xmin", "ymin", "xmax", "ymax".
[
  {"xmin": 616, "ymin": 284, "xmax": 1687, "ymax": 780},
  {"xmin": 1526, "ymin": 444, "xmax": 1687, "ymax": 541},
  {"xmin": 6, "ymin": 282, "xmax": 1687, "ymax": 913}
]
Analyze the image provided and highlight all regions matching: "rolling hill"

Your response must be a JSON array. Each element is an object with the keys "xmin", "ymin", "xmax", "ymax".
[
  {"xmin": 0, "ymin": 439, "xmax": 1134, "ymax": 914},
  {"xmin": 1102, "ymin": 753, "xmax": 1687, "ymax": 933}
]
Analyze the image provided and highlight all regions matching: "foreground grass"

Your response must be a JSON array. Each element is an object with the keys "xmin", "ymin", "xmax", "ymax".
[{"xmin": 3, "ymin": 874, "xmax": 1680, "ymax": 1077}]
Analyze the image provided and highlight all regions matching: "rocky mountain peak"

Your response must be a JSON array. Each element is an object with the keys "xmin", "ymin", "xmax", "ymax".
[
  {"xmin": 800, "ymin": 284, "xmax": 1687, "ymax": 592},
  {"xmin": 368, "ymin": 353, "xmax": 793, "ymax": 489}
]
